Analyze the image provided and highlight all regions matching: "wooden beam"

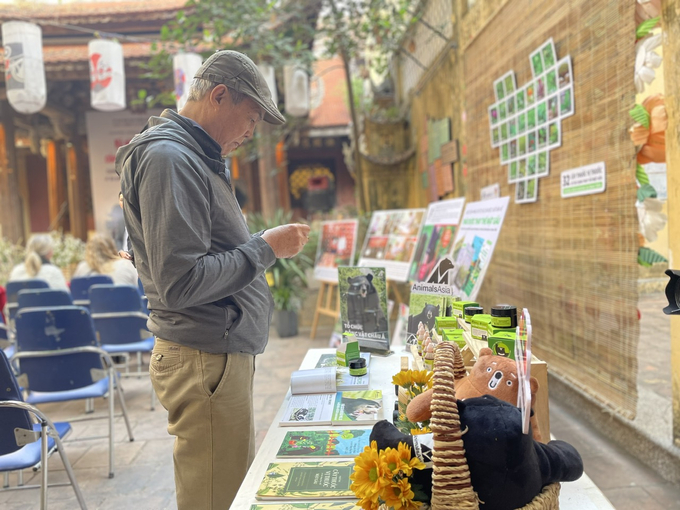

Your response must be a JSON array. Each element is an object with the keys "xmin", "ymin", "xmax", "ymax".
[
  {"xmin": 0, "ymin": 101, "xmax": 26, "ymax": 242},
  {"xmin": 661, "ymin": 0, "xmax": 680, "ymax": 447}
]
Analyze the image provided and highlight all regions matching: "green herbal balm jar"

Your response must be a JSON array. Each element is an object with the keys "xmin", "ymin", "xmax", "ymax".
[
  {"xmin": 349, "ymin": 358, "xmax": 367, "ymax": 377},
  {"xmin": 490, "ymin": 305, "xmax": 518, "ymax": 329}
]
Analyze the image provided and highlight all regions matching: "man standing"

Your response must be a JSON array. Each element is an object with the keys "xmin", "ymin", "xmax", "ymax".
[{"xmin": 116, "ymin": 50, "xmax": 309, "ymax": 509}]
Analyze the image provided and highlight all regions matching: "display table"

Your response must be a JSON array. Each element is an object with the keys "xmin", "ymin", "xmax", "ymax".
[{"xmin": 230, "ymin": 348, "xmax": 615, "ymax": 510}]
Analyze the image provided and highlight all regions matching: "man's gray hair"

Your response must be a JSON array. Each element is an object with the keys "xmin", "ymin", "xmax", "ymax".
[{"xmin": 187, "ymin": 77, "xmax": 245, "ymax": 104}]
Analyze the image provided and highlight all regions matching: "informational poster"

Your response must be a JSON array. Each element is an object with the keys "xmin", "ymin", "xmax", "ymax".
[
  {"xmin": 86, "ymin": 110, "xmax": 161, "ymax": 249},
  {"xmin": 358, "ymin": 209, "xmax": 426, "ymax": 282},
  {"xmin": 561, "ymin": 162, "xmax": 606, "ymax": 198},
  {"xmin": 338, "ymin": 266, "xmax": 390, "ymax": 352},
  {"xmin": 488, "ymin": 38, "xmax": 574, "ymax": 204},
  {"xmin": 408, "ymin": 198, "xmax": 465, "ymax": 282},
  {"xmin": 449, "ymin": 197, "xmax": 510, "ymax": 301},
  {"xmin": 314, "ymin": 220, "xmax": 359, "ymax": 282}
]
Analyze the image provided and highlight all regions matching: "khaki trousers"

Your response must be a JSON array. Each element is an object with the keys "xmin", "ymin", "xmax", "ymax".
[{"xmin": 149, "ymin": 337, "xmax": 255, "ymax": 510}]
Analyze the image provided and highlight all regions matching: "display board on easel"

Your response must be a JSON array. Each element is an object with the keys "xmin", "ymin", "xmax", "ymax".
[
  {"xmin": 313, "ymin": 219, "xmax": 359, "ymax": 283},
  {"xmin": 358, "ymin": 209, "xmax": 426, "ymax": 282},
  {"xmin": 310, "ymin": 219, "xmax": 359, "ymax": 338},
  {"xmin": 449, "ymin": 196, "xmax": 510, "ymax": 301},
  {"xmin": 408, "ymin": 197, "xmax": 465, "ymax": 282}
]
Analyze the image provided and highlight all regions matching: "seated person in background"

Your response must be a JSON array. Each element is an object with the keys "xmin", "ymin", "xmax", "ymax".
[
  {"xmin": 8, "ymin": 234, "xmax": 68, "ymax": 290},
  {"xmin": 73, "ymin": 233, "xmax": 138, "ymax": 286}
]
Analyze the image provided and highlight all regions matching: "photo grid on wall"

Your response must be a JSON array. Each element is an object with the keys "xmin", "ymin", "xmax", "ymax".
[{"xmin": 487, "ymin": 38, "xmax": 575, "ymax": 204}]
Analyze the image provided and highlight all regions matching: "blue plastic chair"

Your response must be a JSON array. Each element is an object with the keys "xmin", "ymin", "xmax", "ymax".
[
  {"xmin": 17, "ymin": 289, "xmax": 73, "ymax": 310},
  {"xmin": 89, "ymin": 285, "xmax": 155, "ymax": 410},
  {"xmin": 0, "ymin": 350, "xmax": 87, "ymax": 509},
  {"xmin": 13, "ymin": 306, "xmax": 134, "ymax": 478},
  {"xmin": 69, "ymin": 275, "xmax": 113, "ymax": 306},
  {"xmin": 89, "ymin": 284, "xmax": 144, "ymax": 313},
  {"xmin": 0, "ymin": 314, "xmax": 11, "ymax": 361},
  {"xmin": 5, "ymin": 280, "xmax": 50, "ymax": 324}
]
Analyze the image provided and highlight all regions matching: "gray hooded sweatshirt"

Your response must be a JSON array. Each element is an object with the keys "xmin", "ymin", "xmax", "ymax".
[{"xmin": 115, "ymin": 109, "xmax": 275, "ymax": 354}]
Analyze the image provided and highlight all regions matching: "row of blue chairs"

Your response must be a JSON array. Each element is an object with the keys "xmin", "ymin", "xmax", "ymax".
[
  {"xmin": 0, "ymin": 282, "xmax": 155, "ymax": 508},
  {"xmin": 4, "ymin": 275, "xmax": 117, "ymax": 326}
]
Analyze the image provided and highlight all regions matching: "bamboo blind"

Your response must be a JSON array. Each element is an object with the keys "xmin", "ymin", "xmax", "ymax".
[{"xmin": 463, "ymin": 0, "xmax": 639, "ymax": 418}]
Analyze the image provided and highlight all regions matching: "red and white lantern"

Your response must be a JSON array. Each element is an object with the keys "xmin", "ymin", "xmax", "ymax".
[
  {"xmin": 88, "ymin": 39, "xmax": 126, "ymax": 111},
  {"xmin": 173, "ymin": 52, "xmax": 202, "ymax": 111},
  {"xmin": 283, "ymin": 65, "xmax": 309, "ymax": 117},
  {"xmin": 2, "ymin": 21, "xmax": 46, "ymax": 114}
]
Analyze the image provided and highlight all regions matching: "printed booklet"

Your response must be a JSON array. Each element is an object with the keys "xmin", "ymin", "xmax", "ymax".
[
  {"xmin": 255, "ymin": 461, "xmax": 354, "ymax": 500},
  {"xmin": 276, "ymin": 429, "xmax": 371, "ymax": 458},
  {"xmin": 280, "ymin": 390, "xmax": 383, "ymax": 427},
  {"xmin": 250, "ymin": 503, "xmax": 360, "ymax": 510}
]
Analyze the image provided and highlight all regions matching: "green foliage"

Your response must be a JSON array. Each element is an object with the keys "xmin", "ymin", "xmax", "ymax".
[
  {"xmin": 638, "ymin": 247, "xmax": 667, "ymax": 267},
  {"xmin": 248, "ymin": 209, "xmax": 313, "ymax": 311},
  {"xmin": 0, "ymin": 237, "xmax": 23, "ymax": 287},
  {"xmin": 636, "ymin": 164, "xmax": 650, "ymax": 186},
  {"xmin": 50, "ymin": 232, "xmax": 86, "ymax": 269},
  {"xmin": 637, "ymin": 183, "xmax": 658, "ymax": 202},
  {"xmin": 636, "ymin": 16, "xmax": 660, "ymax": 40},
  {"xmin": 321, "ymin": 0, "xmax": 419, "ymax": 75},
  {"xmin": 629, "ymin": 104, "xmax": 650, "ymax": 128}
]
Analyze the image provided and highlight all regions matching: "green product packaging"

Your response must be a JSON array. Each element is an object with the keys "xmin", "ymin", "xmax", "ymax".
[
  {"xmin": 470, "ymin": 314, "xmax": 493, "ymax": 341},
  {"xmin": 488, "ymin": 331, "xmax": 517, "ymax": 359},
  {"xmin": 337, "ymin": 340, "xmax": 360, "ymax": 367},
  {"xmin": 452, "ymin": 301, "xmax": 479, "ymax": 319},
  {"xmin": 442, "ymin": 328, "xmax": 466, "ymax": 349},
  {"xmin": 486, "ymin": 324, "xmax": 517, "ymax": 337},
  {"xmin": 435, "ymin": 316, "xmax": 459, "ymax": 333}
]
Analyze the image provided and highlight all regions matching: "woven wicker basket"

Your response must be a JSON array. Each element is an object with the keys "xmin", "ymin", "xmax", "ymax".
[{"xmin": 429, "ymin": 342, "xmax": 560, "ymax": 510}]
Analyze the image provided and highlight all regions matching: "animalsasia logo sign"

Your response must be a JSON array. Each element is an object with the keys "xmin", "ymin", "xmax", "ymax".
[
  {"xmin": 89, "ymin": 53, "xmax": 112, "ymax": 91},
  {"xmin": 487, "ymin": 38, "xmax": 575, "ymax": 204}
]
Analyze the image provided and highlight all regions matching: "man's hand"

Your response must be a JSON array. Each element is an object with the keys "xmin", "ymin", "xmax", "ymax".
[
  {"xmin": 261, "ymin": 223, "xmax": 311, "ymax": 259},
  {"xmin": 119, "ymin": 250, "xmax": 133, "ymax": 260}
]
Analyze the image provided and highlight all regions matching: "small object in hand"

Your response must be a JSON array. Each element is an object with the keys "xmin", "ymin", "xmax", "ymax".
[{"xmin": 348, "ymin": 357, "xmax": 367, "ymax": 377}]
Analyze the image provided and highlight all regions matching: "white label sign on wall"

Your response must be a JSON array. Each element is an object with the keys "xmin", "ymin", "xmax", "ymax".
[
  {"xmin": 561, "ymin": 162, "xmax": 606, "ymax": 198},
  {"xmin": 480, "ymin": 183, "xmax": 500, "ymax": 201},
  {"xmin": 86, "ymin": 110, "xmax": 161, "ymax": 249}
]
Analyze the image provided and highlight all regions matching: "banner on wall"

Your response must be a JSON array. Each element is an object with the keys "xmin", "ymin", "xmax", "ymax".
[
  {"xmin": 358, "ymin": 209, "xmax": 426, "ymax": 282},
  {"xmin": 85, "ymin": 110, "xmax": 161, "ymax": 249},
  {"xmin": 407, "ymin": 197, "xmax": 465, "ymax": 282},
  {"xmin": 314, "ymin": 219, "xmax": 359, "ymax": 283},
  {"xmin": 448, "ymin": 196, "xmax": 510, "ymax": 301}
]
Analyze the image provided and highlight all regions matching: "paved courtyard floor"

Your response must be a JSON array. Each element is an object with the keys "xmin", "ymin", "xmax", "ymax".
[{"xmin": 1, "ymin": 307, "xmax": 679, "ymax": 509}]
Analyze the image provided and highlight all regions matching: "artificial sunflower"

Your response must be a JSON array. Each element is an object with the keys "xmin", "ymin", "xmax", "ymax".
[
  {"xmin": 410, "ymin": 426, "xmax": 432, "ymax": 436},
  {"xmin": 386, "ymin": 477, "xmax": 420, "ymax": 510},
  {"xmin": 396, "ymin": 442, "xmax": 426, "ymax": 476},
  {"xmin": 391, "ymin": 371, "xmax": 413, "ymax": 387},
  {"xmin": 350, "ymin": 441, "xmax": 390, "ymax": 500},
  {"xmin": 409, "ymin": 370, "xmax": 434, "ymax": 388}
]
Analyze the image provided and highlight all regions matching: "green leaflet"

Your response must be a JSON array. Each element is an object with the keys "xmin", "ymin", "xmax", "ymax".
[
  {"xmin": 636, "ymin": 17, "xmax": 660, "ymax": 40},
  {"xmin": 638, "ymin": 247, "xmax": 667, "ymax": 267},
  {"xmin": 629, "ymin": 104, "xmax": 650, "ymax": 128},
  {"xmin": 637, "ymin": 183, "xmax": 658, "ymax": 202},
  {"xmin": 636, "ymin": 164, "xmax": 650, "ymax": 186}
]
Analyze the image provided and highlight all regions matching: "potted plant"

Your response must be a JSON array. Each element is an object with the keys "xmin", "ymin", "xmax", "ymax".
[{"xmin": 248, "ymin": 210, "xmax": 313, "ymax": 337}]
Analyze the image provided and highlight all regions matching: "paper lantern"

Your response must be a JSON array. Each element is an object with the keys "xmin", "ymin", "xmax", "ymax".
[
  {"xmin": 2, "ymin": 21, "xmax": 46, "ymax": 114},
  {"xmin": 88, "ymin": 39, "xmax": 126, "ymax": 111},
  {"xmin": 257, "ymin": 63, "xmax": 278, "ymax": 107},
  {"xmin": 173, "ymin": 52, "xmax": 203, "ymax": 111},
  {"xmin": 283, "ymin": 65, "xmax": 309, "ymax": 117}
]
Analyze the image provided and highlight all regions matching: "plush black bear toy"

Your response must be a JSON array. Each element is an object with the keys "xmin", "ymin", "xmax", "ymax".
[{"xmin": 371, "ymin": 395, "xmax": 583, "ymax": 510}]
